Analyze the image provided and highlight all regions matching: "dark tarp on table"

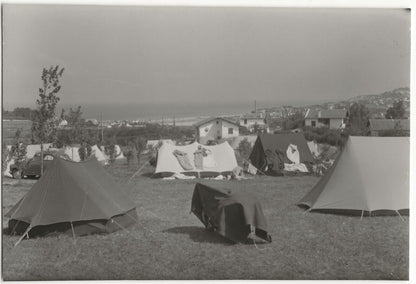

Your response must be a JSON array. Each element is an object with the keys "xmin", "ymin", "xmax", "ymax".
[{"xmin": 191, "ymin": 183, "xmax": 272, "ymax": 243}]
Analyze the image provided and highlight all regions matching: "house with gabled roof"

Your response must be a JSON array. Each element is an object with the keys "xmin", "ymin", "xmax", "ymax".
[
  {"xmin": 367, "ymin": 119, "xmax": 410, "ymax": 136},
  {"xmin": 239, "ymin": 112, "xmax": 269, "ymax": 133},
  {"xmin": 194, "ymin": 117, "xmax": 240, "ymax": 144},
  {"xmin": 304, "ymin": 109, "xmax": 349, "ymax": 129}
]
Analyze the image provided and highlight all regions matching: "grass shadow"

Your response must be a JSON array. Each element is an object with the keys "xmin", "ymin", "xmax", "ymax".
[
  {"xmin": 140, "ymin": 172, "xmax": 155, "ymax": 178},
  {"xmin": 164, "ymin": 226, "xmax": 234, "ymax": 245}
]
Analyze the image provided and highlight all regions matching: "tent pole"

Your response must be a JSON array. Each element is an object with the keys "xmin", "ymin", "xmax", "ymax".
[
  {"xmin": 14, "ymin": 226, "xmax": 31, "ymax": 247},
  {"xmin": 360, "ymin": 210, "xmax": 364, "ymax": 221},
  {"xmin": 70, "ymin": 222, "xmax": 77, "ymax": 244},
  {"xmin": 127, "ymin": 159, "xmax": 150, "ymax": 184},
  {"xmin": 396, "ymin": 210, "xmax": 405, "ymax": 222},
  {"xmin": 111, "ymin": 218, "xmax": 130, "ymax": 234}
]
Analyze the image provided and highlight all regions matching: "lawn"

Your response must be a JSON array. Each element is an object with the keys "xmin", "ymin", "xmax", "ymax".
[
  {"xmin": 2, "ymin": 120, "xmax": 32, "ymax": 145},
  {"xmin": 1, "ymin": 160, "xmax": 409, "ymax": 280}
]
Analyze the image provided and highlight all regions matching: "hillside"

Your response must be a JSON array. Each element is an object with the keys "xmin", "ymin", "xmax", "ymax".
[
  {"xmin": 303, "ymin": 87, "xmax": 410, "ymax": 119},
  {"xmin": 344, "ymin": 87, "xmax": 410, "ymax": 108}
]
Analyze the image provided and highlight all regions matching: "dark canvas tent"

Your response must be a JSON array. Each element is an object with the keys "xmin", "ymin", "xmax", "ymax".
[
  {"xmin": 6, "ymin": 157, "xmax": 137, "ymax": 239},
  {"xmin": 298, "ymin": 136, "xmax": 409, "ymax": 215},
  {"xmin": 191, "ymin": 183, "xmax": 272, "ymax": 243},
  {"xmin": 249, "ymin": 133, "xmax": 314, "ymax": 173}
]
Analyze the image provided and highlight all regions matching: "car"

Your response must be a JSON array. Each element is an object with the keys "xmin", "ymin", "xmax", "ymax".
[{"xmin": 9, "ymin": 151, "xmax": 70, "ymax": 179}]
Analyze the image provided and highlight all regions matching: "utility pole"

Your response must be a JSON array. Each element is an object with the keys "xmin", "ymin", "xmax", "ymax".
[
  {"xmin": 254, "ymin": 100, "xmax": 257, "ymax": 113},
  {"xmin": 173, "ymin": 116, "xmax": 176, "ymax": 127}
]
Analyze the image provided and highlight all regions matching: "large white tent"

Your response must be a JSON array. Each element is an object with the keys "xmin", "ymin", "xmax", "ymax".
[
  {"xmin": 155, "ymin": 141, "xmax": 238, "ymax": 177},
  {"xmin": 299, "ymin": 136, "xmax": 409, "ymax": 214}
]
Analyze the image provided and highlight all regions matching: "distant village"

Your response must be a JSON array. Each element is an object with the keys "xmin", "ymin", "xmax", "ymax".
[
  {"xmin": 72, "ymin": 87, "xmax": 410, "ymax": 142},
  {"xmin": 3, "ymin": 87, "xmax": 410, "ymax": 149}
]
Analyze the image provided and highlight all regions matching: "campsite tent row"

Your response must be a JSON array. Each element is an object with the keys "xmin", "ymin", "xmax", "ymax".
[
  {"xmin": 3, "ymin": 144, "xmax": 126, "ymax": 177},
  {"xmin": 4, "ymin": 135, "xmax": 409, "ymax": 246}
]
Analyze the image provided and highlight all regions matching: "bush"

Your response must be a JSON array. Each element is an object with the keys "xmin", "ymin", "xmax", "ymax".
[
  {"xmin": 238, "ymin": 138, "xmax": 252, "ymax": 160},
  {"xmin": 78, "ymin": 143, "xmax": 92, "ymax": 161},
  {"xmin": 303, "ymin": 126, "xmax": 349, "ymax": 147}
]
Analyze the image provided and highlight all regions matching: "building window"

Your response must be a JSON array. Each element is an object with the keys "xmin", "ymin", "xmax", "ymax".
[
  {"xmin": 216, "ymin": 120, "xmax": 219, "ymax": 124},
  {"xmin": 228, "ymin": 128, "xmax": 233, "ymax": 134},
  {"xmin": 244, "ymin": 119, "xmax": 247, "ymax": 124},
  {"xmin": 311, "ymin": 121, "xmax": 316, "ymax": 127}
]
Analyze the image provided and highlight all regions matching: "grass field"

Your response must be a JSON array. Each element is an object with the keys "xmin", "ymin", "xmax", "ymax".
[
  {"xmin": 2, "ymin": 120, "xmax": 32, "ymax": 145},
  {"xmin": 1, "ymin": 160, "xmax": 409, "ymax": 280}
]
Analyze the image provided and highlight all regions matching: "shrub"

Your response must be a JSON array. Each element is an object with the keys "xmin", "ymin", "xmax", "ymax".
[
  {"xmin": 78, "ymin": 143, "xmax": 92, "ymax": 161},
  {"xmin": 10, "ymin": 129, "xmax": 27, "ymax": 177},
  {"xmin": 303, "ymin": 126, "xmax": 349, "ymax": 147},
  {"xmin": 238, "ymin": 138, "xmax": 252, "ymax": 160}
]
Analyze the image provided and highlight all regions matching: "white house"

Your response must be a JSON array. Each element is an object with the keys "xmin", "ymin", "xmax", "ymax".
[
  {"xmin": 239, "ymin": 113, "xmax": 269, "ymax": 133},
  {"xmin": 194, "ymin": 117, "xmax": 240, "ymax": 144},
  {"xmin": 304, "ymin": 109, "xmax": 349, "ymax": 129}
]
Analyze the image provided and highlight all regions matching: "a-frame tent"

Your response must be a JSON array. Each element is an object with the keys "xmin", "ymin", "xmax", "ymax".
[
  {"xmin": 298, "ymin": 136, "xmax": 409, "ymax": 215},
  {"xmin": 6, "ymin": 157, "xmax": 137, "ymax": 239},
  {"xmin": 249, "ymin": 133, "xmax": 314, "ymax": 172}
]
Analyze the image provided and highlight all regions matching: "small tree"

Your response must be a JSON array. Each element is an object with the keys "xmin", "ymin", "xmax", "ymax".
[
  {"xmin": 105, "ymin": 136, "xmax": 117, "ymax": 164},
  {"xmin": 78, "ymin": 143, "xmax": 92, "ymax": 161},
  {"xmin": 238, "ymin": 138, "xmax": 252, "ymax": 160},
  {"xmin": 2, "ymin": 143, "xmax": 10, "ymax": 175},
  {"xmin": 31, "ymin": 65, "xmax": 64, "ymax": 174},
  {"xmin": 283, "ymin": 111, "xmax": 304, "ymax": 130},
  {"xmin": 125, "ymin": 142, "xmax": 137, "ymax": 166},
  {"xmin": 347, "ymin": 103, "xmax": 370, "ymax": 135},
  {"xmin": 385, "ymin": 100, "xmax": 406, "ymax": 119},
  {"xmin": 10, "ymin": 129, "xmax": 27, "ymax": 178},
  {"xmin": 134, "ymin": 137, "xmax": 147, "ymax": 164}
]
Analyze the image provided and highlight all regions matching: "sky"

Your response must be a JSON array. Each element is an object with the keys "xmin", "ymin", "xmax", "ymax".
[{"xmin": 1, "ymin": 5, "xmax": 411, "ymax": 109}]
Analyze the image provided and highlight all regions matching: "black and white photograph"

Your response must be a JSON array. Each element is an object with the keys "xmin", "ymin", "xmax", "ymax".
[{"xmin": 0, "ymin": 1, "xmax": 412, "ymax": 281}]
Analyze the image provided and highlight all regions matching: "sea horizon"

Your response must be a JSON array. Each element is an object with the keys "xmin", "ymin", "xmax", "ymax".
[{"xmin": 4, "ymin": 99, "xmax": 324, "ymax": 122}]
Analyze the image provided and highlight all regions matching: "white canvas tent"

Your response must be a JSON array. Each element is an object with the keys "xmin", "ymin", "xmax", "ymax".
[
  {"xmin": 62, "ymin": 146, "xmax": 81, "ymax": 162},
  {"xmin": 155, "ymin": 141, "xmax": 238, "ymax": 177},
  {"xmin": 299, "ymin": 136, "xmax": 409, "ymax": 214},
  {"xmin": 307, "ymin": 141, "xmax": 320, "ymax": 158},
  {"xmin": 91, "ymin": 145, "xmax": 109, "ymax": 164},
  {"xmin": 114, "ymin": 145, "xmax": 126, "ymax": 160}
]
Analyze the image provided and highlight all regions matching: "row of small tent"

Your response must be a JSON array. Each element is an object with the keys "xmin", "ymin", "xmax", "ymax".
[
  {"xmin": 154, "ymin": 133, "xmax": 316, "ymax": 177},
  {"xmin": 4, "ymin": 135, "xmax": 409, "ymax": 246},
  {"xmin": 3, "ymin": 143, "xmax": 126, "ymax": 177},
  {"xmin": 153, "ymin": 134, "xmax": 409, "ymax": 214}
]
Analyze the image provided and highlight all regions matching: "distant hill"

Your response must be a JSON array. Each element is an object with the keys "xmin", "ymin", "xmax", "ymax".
[{"xmin": 344, "ymin": 87, "xmax": 410, "ymax": 108}]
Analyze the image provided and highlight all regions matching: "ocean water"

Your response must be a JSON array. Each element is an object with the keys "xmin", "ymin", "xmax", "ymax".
[{"xmin": 62, "ymin": 101, "xmax": 261, "ymax": 121}]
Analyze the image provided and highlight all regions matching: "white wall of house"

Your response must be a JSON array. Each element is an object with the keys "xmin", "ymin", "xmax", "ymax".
[
  {"xmin": 221, "ymin": 121, "xmax": 239, "ymax": 139},
  {"xmin": 329, "ymin": 118, "xmax": 346, "ymax": 129},
  {"xmin": 197, "ymin": 119, "xmax": 239, "ymax": 144},
  {"xmin": 305, "ymin": 118, "xmax": 346, "ymax": 129},
  {"xmin": 240, "ymin": 118, "xmax": 266, "ymax": 130}
]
